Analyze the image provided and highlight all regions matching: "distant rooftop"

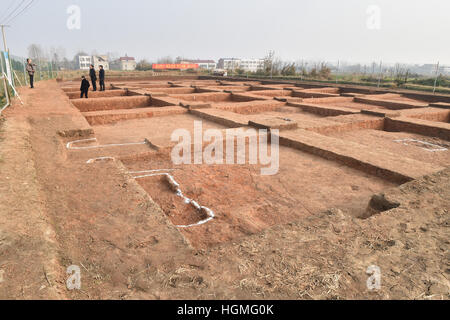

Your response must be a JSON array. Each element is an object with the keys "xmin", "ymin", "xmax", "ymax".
[{"xmin": 120, "ymin": 55, "xmax": 135, "ymax": 61}]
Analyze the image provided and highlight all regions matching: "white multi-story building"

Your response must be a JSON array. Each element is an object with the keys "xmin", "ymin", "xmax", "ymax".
[
  {"xmin": 217, "ymin": 58, "xmax": 240, "ymax": 71},
  {"xmin": 239, "ymin": 59, "xmax": 265, "ymax": 72},
  {"xmin": 78, "ymin": 56, "xmax": 92, "ymax": 70},
  {"xmin": 218, "ymin": 58, "xmax": 264, "ymax": 72},
  {"xmin": 78, "ymin": 55, "xmax": 110, "ymax": 70}
]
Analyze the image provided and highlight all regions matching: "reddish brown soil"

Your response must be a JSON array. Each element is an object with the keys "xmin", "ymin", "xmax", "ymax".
[
  {"xmin": 303, "ymin": 97, "xmax": 393, "ymax": 111},
  {"xmin": 0, "ymin": 79, "xmax": 448, "ymax": 300},
  {"xmin": 123, "ymin": 146, "xmax": 397, "ymax": 248},
  {"xmin": 324, "ymin": 129, "xmax": 450, "ymax": 167},
  {"xmin": 364, "ymin": 93, "xmax": 429, "ymax": 103},
  {"xmin": 93, "ymin": 114, "xmax": 228, "ymax": 147}
]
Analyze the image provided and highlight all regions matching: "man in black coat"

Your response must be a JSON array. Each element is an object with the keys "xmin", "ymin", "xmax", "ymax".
[
  {"xmin": 99, "ymin": 65, "xmax": 106, "ymax": 91},
  {"xmin": 80, "ymin": 76, "xmax": 90, "ymax": 98},
  {"xmin": 89, "ymin": 64, "xmax": 97, "ymax": 91}
]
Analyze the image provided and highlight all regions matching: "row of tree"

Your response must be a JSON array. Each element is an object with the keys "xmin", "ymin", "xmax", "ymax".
[
  {"xmin": 23, "ymin": 44, "xmax": 121, "ymax": 71},
  {"xmin": 18, "ymin": 46, "xmax": 448, "ymax": 87}
]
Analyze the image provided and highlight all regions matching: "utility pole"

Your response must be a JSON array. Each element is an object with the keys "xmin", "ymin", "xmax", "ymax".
[{"xmin": 433, "ymin": 61, "xmax": 440, "ymax": 94}]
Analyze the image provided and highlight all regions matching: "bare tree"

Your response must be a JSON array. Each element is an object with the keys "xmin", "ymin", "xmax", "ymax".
[
  {"xmin": 157, "ymin": 56, "xmax": 174, "ymax": 64},
  {"xmin": 27, "ymin": 44, "xmax": 44, "ymax": 60}
]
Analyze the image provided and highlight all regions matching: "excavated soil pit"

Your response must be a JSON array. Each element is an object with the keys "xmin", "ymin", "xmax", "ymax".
[
  {"xmin": 404, "ymin": 109, "xmax": 450, "ymax": 124},
  {"xmin": 170, "ymin": 92, "xmax": 260, "ymax": 103},
  {"xmin": 363, "ymin": 93, "xmax": 429, "ymax": 104},
  {"xmin": 249, "ymin": 84, "xmax": 297, "ymax": 91},
  {"xmin": 212, "ymin": 100, "xmax": 286, "ymax": 114},
  {"xmin": 247, "ymin": 90, "xmax": 297, "ymax": 98},
  {"xmin": 202, "ymin": 86, "xmax": 252, "ymax": 92},
  {"xmin": 323, "ymin": 129, "xmax": 450, "ymax": 167},
  {"xmin": 70, "ymin": 96, "xmax": 173, "ymax": 112},
  {"xmin": 117, "ymin": 83, "xmax": 173, "ymax": 89},
  {"xmin": 291, "ymin": 88, "xmax": 341, "ymax": 98},
  {"xmin": 93, "ymin": 113, "xmax": 229, "ymax": 147},
  {"xmin": 66, "ymin": 89, "xmax": 128, "ymax": 100},
  {"xmin": 302, "ymin": 96, "xmax": 400, "ymax": 111},
  {"xmin": 145, "ymin": 87, "xmax": 197, "ymax": 94},
  {"xmin": 245, "ymin": 106, "xmax": 328, "ymax": 123},
  {"xmin": 123, "ymin": 146, "xmax": 398, "ymax": 248}
]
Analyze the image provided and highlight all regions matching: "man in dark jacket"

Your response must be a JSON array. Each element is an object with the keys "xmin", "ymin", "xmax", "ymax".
[
  {"xmin": 89, "ymin": 64, "xmax": 97, "ymax": 91},
  {"xmin": 26, "ymin": 58, "xmax": 36, "ymax": 88},
  {"xmin": 99, "ymin": 65, "xmax": 105, "ymax": 91},
  {"xmin": 80, "ymin": 76, "xmax": 90, "ymax": 98}
]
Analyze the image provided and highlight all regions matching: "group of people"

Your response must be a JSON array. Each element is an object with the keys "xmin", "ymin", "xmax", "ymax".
[
  {"xmin": 24, "ymin": 58, "xmax": 105, "ymax": 99},
  {"xmin": 80, "ymin": 65, "xmax": 106, "ymax": 98}
]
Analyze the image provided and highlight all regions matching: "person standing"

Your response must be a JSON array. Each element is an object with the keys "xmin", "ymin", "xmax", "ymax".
[
  {"xmin": 80, "ymin": 76, "xmax": 90, "ymax": 98},
  {"xmin": 26, "ymin": 58, "xmax": 36, "ymax": 88},
  {"xmin": 89, "ymin": 64, "xmax": 97, "ymax": 91},
  {"xmin": 99, "ymin": 65, "xmax": 105, "ymax": 91}
]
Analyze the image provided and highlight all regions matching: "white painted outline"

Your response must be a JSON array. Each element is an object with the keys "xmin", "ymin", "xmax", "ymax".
[
  {"xmin": 394, "ymin": 139, "xmax": 448, "ymax": 152},
  {"xmin": 132, "ymin": 171, "xmax": 215, "ymax": 228},
  {"xmin": 74, "ymin": 137, "xmax": 215, "ymax": 228},
  {"xmin": 67, "ymin": 138, "xmax": 147, "ymax": 150}
]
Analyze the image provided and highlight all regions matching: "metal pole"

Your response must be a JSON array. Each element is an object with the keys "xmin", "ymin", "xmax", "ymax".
[
  {"xmin": 270, "ymin": 51, "xmax": 274, "ymax": 79},
  {"xmin": 377, "ymin": 60, "xmax": 382, "ymax": 88},
  {"xmin": 336, "ymin": 60, "xmax": 340, "ymax": 84},
  {"xmin": 23, "ymin": 58, "xmax": 28, "ymax": 85},
  {"xmin": 433, "ymin": 61, "xmax": 440, "ymax": 94}
]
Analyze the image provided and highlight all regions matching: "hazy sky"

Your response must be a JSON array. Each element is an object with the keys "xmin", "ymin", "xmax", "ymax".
[{"xmin": 2, "ymin": 0, "xmax": 450, "ymax": 64}]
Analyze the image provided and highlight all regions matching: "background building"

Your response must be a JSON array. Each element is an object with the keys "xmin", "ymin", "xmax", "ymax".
[
  {"xmin": 218, "ymin": 58, "xmax": 264, "ymax": 72},
  {"xmin": 117, "ymin": 55, "xmax": 137, "ymax": 71},
  {"xmin": 239, "ymin": 59, "xmax": 264, "ymax": 72},
  {"xmin": 78, "ymin": 55, "xmax": 92, "ymax": 70},
  {"xmin": 217, "ymin": 58, "xmax": 240, "ymax": 71}
]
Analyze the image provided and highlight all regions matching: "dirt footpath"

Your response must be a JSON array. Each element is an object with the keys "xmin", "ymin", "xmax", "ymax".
[{"xmin": 0, "ymin": 80, "xmax": 448, "ymax": 300}]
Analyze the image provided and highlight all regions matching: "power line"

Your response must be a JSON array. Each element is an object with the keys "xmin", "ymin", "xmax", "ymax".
[
  {"xmin": 4, "ymin": 0, "xmax": 36, "ymax": 25},
  {"xmin": 0, "ymin": 0, "xmax": 16, "ymax": 23},
  {"xmin": 0, "ymin": 0, "xmax": 27, "ymax": 25}
]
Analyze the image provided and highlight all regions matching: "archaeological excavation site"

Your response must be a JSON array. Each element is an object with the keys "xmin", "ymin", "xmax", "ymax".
[{"xmin": 1, "ymin": 76, "xmax": 449, "ymax": 300}]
